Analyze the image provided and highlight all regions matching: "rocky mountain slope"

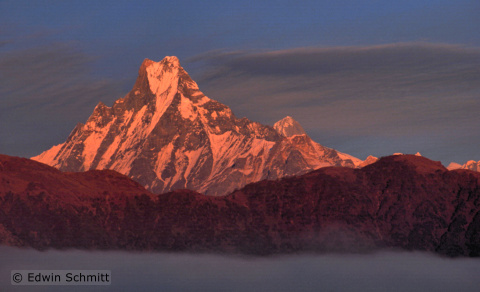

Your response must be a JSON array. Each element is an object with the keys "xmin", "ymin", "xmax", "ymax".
[
  {"xmin": 0, "ymin": 154, "xmax": 153, "ymax": 247},
  {"xmin": 1, "ymin": 154, "xmax": 479, "ymax": 256},
  {"xmin": 32, "ymin": 56, "xmax": 361, "ymax": 196}
]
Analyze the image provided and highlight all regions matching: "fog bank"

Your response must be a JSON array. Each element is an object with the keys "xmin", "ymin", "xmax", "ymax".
[{"xmin": 1, "ymin": 247, "xmax": 479, "ymax": 291}]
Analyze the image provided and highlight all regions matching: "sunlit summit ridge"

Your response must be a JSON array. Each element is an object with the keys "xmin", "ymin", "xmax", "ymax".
[{"xmin": 33, "ymin": 56, "xmax": 362, "ymax": 196}]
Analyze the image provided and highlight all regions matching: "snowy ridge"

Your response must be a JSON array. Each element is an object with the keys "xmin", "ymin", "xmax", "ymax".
[
  {"xmin": 33, "ymin": 56, "xmax": 364, "ymax": 196},
  {"xmin": 358, "ymin": 155, "xmax": 379, "ymax": 168},
  {"xmin": 273, "ymin": 116, "xmax": 306, "ymax": 137},
  {"xmin": 446, "ymin": 160, "xmax": 480, "ymax": 172},
  {"xmin": 461, "ymin": 160, "xmax": 480, "ymax": 172},
  {"xmin": 447, "ymin": 162, "xmax": 462, "ymax": 170},
  {"xmin": 145, "ymin": 58, "xmax": 179, "ymax": 136}
]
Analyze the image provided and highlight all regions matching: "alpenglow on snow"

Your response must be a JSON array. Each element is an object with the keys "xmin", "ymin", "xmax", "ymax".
[{"xmin": 33, "ymin": 56, "xmax": 363, "ymax": 196}]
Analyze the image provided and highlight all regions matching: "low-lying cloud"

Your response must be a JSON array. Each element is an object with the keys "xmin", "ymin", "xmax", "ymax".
[
  {"xmin": 1, "ymin": 246, "xmax": 479, "ymax": 292},
  {"xmin": 191, "ymin": 43, "xmax": 480, "ymax": 163}
]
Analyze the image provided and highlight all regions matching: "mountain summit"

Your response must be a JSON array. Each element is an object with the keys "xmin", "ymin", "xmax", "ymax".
[
  {"xmin": 273, "ymin": 116, "xmax": 306, "ymax": 137},
  {"xmin": 33, "ymin": 56, "xmax": 362, "ymax": 196}
]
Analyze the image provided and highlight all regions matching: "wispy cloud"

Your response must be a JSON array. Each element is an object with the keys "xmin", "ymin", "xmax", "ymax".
[
  {"xmin": 0, "ymin": 42, "xmax": 125, "ymax": 157},
  {"xmin": 1, "ymin": 41, "xmax": 478, "ymax": 164},
  {"xmin": 191, "ymin": 43, "xmax": 480, "ymax": 163}
]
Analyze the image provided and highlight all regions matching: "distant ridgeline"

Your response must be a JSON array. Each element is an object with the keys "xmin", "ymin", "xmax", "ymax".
[{"xmin": 1, "ymin": 154, "xmax": 479, "ymax": 257}]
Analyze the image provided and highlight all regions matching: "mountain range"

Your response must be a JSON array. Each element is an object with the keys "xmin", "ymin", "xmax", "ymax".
[
  {"xmin": 32, "ymin": 56, "xmax": 364, "ymax": 196},
  {"xmin": 2, "ymin": 56, "xmax": 479, "ymax": 257},
  {"xmin": 448, "ymin": 160, "xmax": 480, "ymax": 172},
  {"xmin": 1, "ymin": 153, "xmax": 479, "ymax": 256}
]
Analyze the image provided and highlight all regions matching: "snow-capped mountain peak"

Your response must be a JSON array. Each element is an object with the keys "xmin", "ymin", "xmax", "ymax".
[
  {"xmin": 33, "ymin": 56, "xmax": 364, "ymax": 196},
  {"xmin": 447, "ymin": 162, "xmax": 462, "ymax": 170},
  {"xmin": 273, "ymin": 116, "xmax": 307, "ymax": 137},
  {"xmin": 358, "ymin": 155, "xmax": 379, "ymax": 168},
  {"xmin": 461, "ymin": 160, "xmax": 480, "ymax": 171}
]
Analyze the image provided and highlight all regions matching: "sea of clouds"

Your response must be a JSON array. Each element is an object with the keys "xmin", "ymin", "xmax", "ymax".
[{"xmin": 1, "ymin": 247, "xmax": 480, "ymax": 291}]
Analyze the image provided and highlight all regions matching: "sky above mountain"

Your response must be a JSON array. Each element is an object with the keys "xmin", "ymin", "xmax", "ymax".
[{"xmin": 1, "ymin": 0, "xmax": 479, "ymax": 165}]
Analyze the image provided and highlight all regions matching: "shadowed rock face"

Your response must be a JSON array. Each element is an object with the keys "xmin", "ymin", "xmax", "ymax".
[
  {"xmin": 32, "ymin": 57, "xmax": 361, "ymax": 196},
  {"xmin": 1, "ymin": 154, "xmax": 479, "ymax": 256}
]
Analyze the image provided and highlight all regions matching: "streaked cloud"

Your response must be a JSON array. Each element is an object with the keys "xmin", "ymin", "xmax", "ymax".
[
  {"xmin": 0, "ymin": 43, "xmax": 125, "ymax": 157},
  {"xmin": 191, "ymin": 43, "xmax": 480, "ymax": 163},
  {"xmin": 1, "ymin": 41, "xmax": 479, "ymax": 164}
]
